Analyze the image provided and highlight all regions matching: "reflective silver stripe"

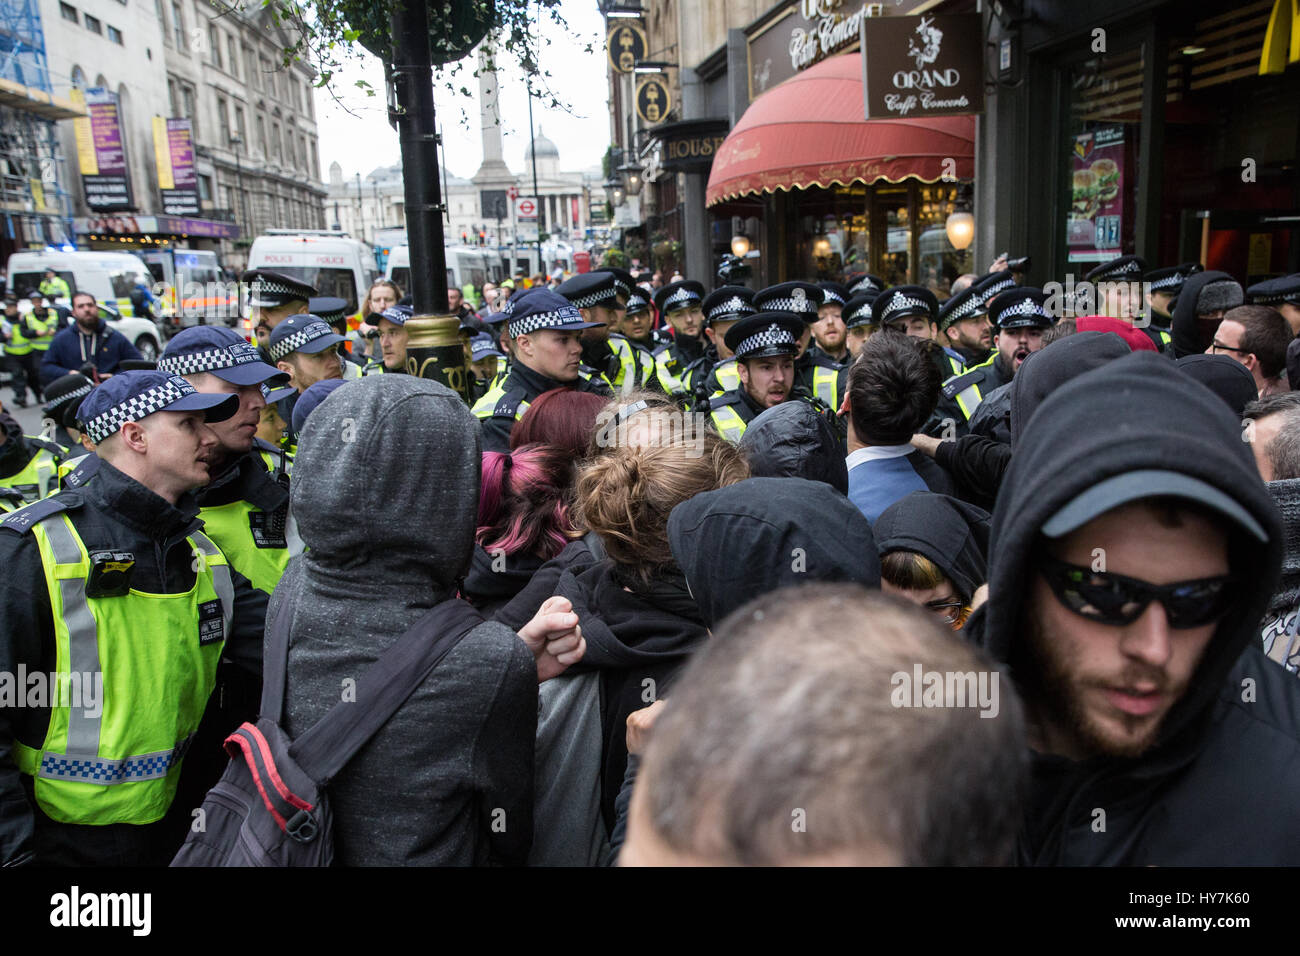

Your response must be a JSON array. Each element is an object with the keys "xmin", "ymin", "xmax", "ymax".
[
  {"xmin": 955, "ymin": 384, "xmax": 983, "ymax": 419},
  {"xmin": 36, "ymin": 733, "xmax": 195, "ymax": 784},
  {"xmin": 191, "ymin": 531, "xmax": 233, "ymax": 643},
  {"xmin": 39, "ymin": 516, "xmax": 102, "ymax": 758}
]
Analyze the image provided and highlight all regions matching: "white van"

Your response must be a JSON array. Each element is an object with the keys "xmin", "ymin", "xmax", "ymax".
[
  {"xmin": 7, "ymin": 250, "xmax": 156, "ymax": 319},
  {"xmin": 247, "ymin": 231, "xmax": 377, "ymax": 317},
  {"xmin": 385, "ymin": 245, "xmax": 494, "ymax": 303},
  {"xmin": 140, "ymin": 248, "xmax": 232, "ymax": 327}
]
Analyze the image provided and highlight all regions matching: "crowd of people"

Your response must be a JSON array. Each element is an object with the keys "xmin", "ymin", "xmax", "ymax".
[{"xmin": 1, "ymin": 248, "xmax": 1299, "ymax": 867}]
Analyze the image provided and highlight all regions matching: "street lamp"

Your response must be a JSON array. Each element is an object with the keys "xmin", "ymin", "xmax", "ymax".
[
  {"xmin": 730, "ymin": 234, "xmax": 750, "ymax": 257},
  {"xmin": 612, "ymin": 185, "xmax": 626, "ymax": 207},
  {"xmin": 945, "ymin": 211, "xmax": 975, "ymax": 251},
  {"xmin": 618, "ymin": 161, "xmax": 642, "ymax": 196}
]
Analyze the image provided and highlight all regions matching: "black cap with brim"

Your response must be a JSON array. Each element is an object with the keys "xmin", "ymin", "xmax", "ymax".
[
  {"xmin": 1041, "ymin": 469, "xmax": 1267, "ymax": 543},
  {"xmin": 725, "ymin": 312, "xmax": 804, "ymax": 360}
]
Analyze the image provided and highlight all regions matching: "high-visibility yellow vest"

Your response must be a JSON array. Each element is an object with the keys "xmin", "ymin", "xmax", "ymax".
[
  {"xmin": 24, "ymin": 314, "xmax": 58, "ymax": 352},
  {"xmin": 7, "ymin": 320, "xmax": 32, "ymax": 356},
  {"xmin": 809, "ymin": 364, "xmax": 841, "ymax": 410},
  {"xmin": 3, "ymin": 437, "xmax": 62, "ymax": 503},
  {"xmin": 708, "ymin": 403, "xmax": 748, "ymax": 443},
  {"xmin": 710, "ymin": 359, "xmax": 741, "ymax": 396},
  {"xmin": 13, "ymin": 514, "xmax": 231, "ymax": 825}
]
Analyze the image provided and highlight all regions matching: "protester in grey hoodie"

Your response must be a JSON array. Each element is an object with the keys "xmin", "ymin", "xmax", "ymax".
[{"xmin": 275, "ymin": 376, "xmax": 539, "ymax": 865}]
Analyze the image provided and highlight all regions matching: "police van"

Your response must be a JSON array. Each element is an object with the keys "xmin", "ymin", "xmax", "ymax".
[
  {"xmin": 139, "ymin": 247, "xmax": 232, "ymax": 328},
  {"xmin": 385, "ymin": 244, "xmax": 493, "ymax": 302},
  {"xmin": 247, "ymin": 231, "xmax": 377, "ymax": 317}
]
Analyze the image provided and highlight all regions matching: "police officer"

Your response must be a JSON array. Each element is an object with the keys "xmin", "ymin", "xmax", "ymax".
[
  {"xmin": 0, "ymin": 370, "xmax": 269, "ymax": 865},
  {"xmin": 1247, "ymin": 273, "xmax": 1300, "ymax": 337},
  {"xmin": 1086, "ymin": 254, "xmax": 1148, "ymax": 328},
  {"xmin": 810, "ymin": 282, "xmax": 851, "ymax": 366},
  {"xmin": 38, "ymin": 269, "xmax": 70, "ymax": 303},
  {"xmin": 40, "ymin": 372, "xmax": 95, "ymax": 454},
  {"xmin": 873, "ymin": 285, "xmax": 966, "ymax": 383},
  {"xmin": 159, "ymin": 327, "xmax": 302, "ymax": 595},
  {"xmin": 19, "ymin": 293, "xmax": 58, "ymax": 381},
  {"xmin": 467, "ymin": 332, "xmax": 507, "ymax": 404},
  {"xmin": 934, "ymin": 286, "xmax": 1052, "ymax": 435},
  {"xmin": 698, "ymin": 285, "xmax": 757, "ymax": 399},
  {"xmin": 651, "ymin": 279, "xmax": 708, "ymax": 398},
  {"xmin": 310, "ymin": 295, "xmax": 365, "ymax": 379},
  {"xmin": 471, "ymin": 287, "xmax": 612, "ymax": 453},
  {"xmin": 557, "ymin": 271, "xmax": 659, "ymax": 395},
  {"xmin": 846, "ymin": 273, "xmax": 886, "ymax": 297},
  {"xmin": 363, "ymin": 304, "xmax": 414, "ymax": 376},
  {"xmin": 971, "ymin": 270, "xmax": 1018, "ymax": 309},
  {"xmin": 938, "ymin": 284, "xmax": 994, "ymax": 366},
  {"xmin": 242, "ymin": 268, "xmax": 317, "ymax": 351},
  {"xmin": 842, "ymin": 291, "xmax": 879, "ymax": 359},
  {"xmin": 267, "ymin": 316, "xmax": 347, "ymax": 394},
  {"xmin": 705, "ymin": 311, "xmax": 804, "ymax": 443},
  {"xmin": 0, "ymin": 407, "xmax": 64, "ymax": 504},
  {"xmin": 754, "ymin": 281, "xmax": 846, "ymax": 413}
]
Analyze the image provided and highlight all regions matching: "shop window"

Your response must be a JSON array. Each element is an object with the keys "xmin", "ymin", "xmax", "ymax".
[{"xmin": 1063, "ymin": 45, "xmax": 1144, "ymax": 269}]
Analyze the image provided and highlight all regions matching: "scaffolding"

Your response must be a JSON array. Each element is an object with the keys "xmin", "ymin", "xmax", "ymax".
[{"xmin": 0, "ymin": 0, "xmax": 77, "ymax": 249}]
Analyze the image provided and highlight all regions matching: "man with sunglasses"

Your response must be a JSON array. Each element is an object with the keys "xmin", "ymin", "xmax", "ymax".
[{"xmin": 970, "ymin": 351, "xmax": 1300, "ymax": 865}]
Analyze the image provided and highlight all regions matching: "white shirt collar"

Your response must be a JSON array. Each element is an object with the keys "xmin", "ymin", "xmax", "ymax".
[{"xmin": 846, "ymin": 444, "xmax": 914, "ymax": 470}]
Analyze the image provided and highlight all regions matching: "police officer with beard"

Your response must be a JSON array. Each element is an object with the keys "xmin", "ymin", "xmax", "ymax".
[{"xmin": 938, "ymin": 284, "xmax": 994, "ymax": 366}]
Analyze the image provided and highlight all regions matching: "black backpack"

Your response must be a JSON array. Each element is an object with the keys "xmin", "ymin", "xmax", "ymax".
[{"xmin": 172, "ymin": 594, "xmax": 484, "ymax": 866}]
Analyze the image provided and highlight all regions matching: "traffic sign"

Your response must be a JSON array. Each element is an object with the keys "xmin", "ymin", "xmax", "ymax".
[{"xmin": 514, "ymin": 196, "xmax": 538, "ymax": 221}]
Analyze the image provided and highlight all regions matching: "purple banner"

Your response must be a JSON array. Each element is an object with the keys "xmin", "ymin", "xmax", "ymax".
[
  {"xmin": 83, "ymin": 88, "xmax": 132, "ymax": 211},
  {"xmin": 156, "ymin": 215, "xmax": 240, "ymax": 239},
  {"xmin": 162, "ymin": 118, "xmax": 199, "ymax": 216}
]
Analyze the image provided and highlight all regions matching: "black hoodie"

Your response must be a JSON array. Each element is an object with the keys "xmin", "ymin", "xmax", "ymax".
[
  {"xmin": 971, "ymin": 351, "xmax": 1300, "ymax": 864},
  {"xmin": 737, "ymin": 400, "xmax": 849, "ymax": 494},
  {"xmin": 1170, "ymin": 269, "xmax": 1236, "ymax": 358},
  {"xmin": 668, "ymin": 476, "xmax": 881, "ymax": 627},
  {"xmin": 873, "ymin": 491, "xmax": 990, "ymax": 603}
]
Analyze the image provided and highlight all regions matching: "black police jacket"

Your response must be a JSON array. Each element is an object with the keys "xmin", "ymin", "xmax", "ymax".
[
  {"xmin": 0, "ymin": 459, "xmax": 269, "ymax": 866},
  {"xmin": 931, "ymin": 352, "xmax": 1014, "ymax": 436},
  {"xmin": 478, "ymin": 360, "xmax": 611, "ymax": 455}
]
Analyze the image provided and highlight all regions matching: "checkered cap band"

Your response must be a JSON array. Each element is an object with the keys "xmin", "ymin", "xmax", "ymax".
[
  {"xmin": 249, "ymin": 279, "xmax": 304, "ymax": 302},
  {"xmin": 881, "ymin": 294, "xmax": 931, "ymax": 320},
  {"xmin": 268, "ymin": 323, "xmax": 336, "ymax": 362},
  {"xmin": 707, "ymin": 297, "xmax": 755, "ymax": 322},
  {"xmin": 1149, "ymin": 275, "xmax": 1181, "ymax": 292},
  {"xmin": 997, "ymin": 298, "xmax": 1048, "ymax": 323},
  {"xmin": 45, "ymin": 382, "xmax": 93, "ymax": 413},
  {"xmin": 735, "ymin": 322, "xmax": 798, "ymax": 357},
  {"xmin": 567, "ymin": 289, "xmax": 619, "ymax": 310},
  {"xmin": 1105, "ymin": 261, "xmax": 1142, "ymax": 277},
  {"xmin": 980, "ymin": 276, "xmax": 1015, "ymax": 297},
  {"xmin": 947, "ymin": 295, "xmax": 985, "ymax": 321},
  {"xmin": 663, "ymin": 287, "xmax": 700, "ymax": 309},
  {"xmin": 84, "ymin": 375, "xmax": 197, "ymax": 444},
  {"xmin": 509, "ymin": 304, "xmax": 586, "ymax": 338},
  {"xmin": 760, "ymin": 296, "xmax": 818, "ymax": 315},
  {"xmin": 159, "ymin": 341, "xmax": 263, "ymax": 376}
]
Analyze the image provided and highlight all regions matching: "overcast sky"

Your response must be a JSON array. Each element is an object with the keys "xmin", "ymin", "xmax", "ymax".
[{"xmin": 314, "ymin": 1, "xmax": 611, "ymax": 183}]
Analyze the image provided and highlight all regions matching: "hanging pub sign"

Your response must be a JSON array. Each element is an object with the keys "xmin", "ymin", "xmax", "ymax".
[
  {"xmin": 607, "ymin": 21, "xmax": 648, "ymax": 73},
  {"xmin": 636, "ymin": 77, "xmax": 671, "ymax": 125},
  {"xmin": 861, "ymin": 13, "xmax": 985, "ymax": 120},
  {"xmin": 648, "ymin": 119, "xmax": 731, "ymax": 173}
]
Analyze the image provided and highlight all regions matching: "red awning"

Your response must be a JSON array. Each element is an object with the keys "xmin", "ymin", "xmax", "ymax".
[{"xmin": 706, "ymin": 53, "xmax": 976, "ymax": 207}]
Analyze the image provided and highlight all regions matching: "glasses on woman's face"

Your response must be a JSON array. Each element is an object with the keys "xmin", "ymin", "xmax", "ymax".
[{"xmin": 924, "ymin": 598, "xmax": 967, "ymax": 626}]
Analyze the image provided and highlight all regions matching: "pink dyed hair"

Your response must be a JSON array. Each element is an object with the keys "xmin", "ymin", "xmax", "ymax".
[{"xmin": 477, "ymin": 442, "xmax": 577, "ymax": 560}]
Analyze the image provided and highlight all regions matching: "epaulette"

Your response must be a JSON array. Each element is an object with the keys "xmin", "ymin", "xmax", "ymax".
[
  {"xmin": 25, "ymin": 436, "xmax": 67, "ymax": 459},
  {"xmin": 942, "ymin": 368, "xmax": 984, "ymax": 400},
  {"xmin": 61, "ymin": 454, "xmax": 100, "ymax": 488},
  {"xmin": 0, "ymin": 493, "xmax": 78, "ymax": 534},
  {"xmin": 0, "ymin": 486, "xmax": 25, "ymax": 508},
  {"xmin": 707, "ymin": 390, "xmax": 746, "ymax": 410},
  {"xmin": 492, "ymin": 385, "xmax": 530, "ymax": 420}
]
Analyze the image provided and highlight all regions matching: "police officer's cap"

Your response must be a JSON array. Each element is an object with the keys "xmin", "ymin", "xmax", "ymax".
[
  {"xmin": 373, "ymin": 304, "xmax": 415, "ymax": 328},
  {"xmin": 653, "ymin": 279, "xmax": 706, "ymax": 315},
  {"xmin": 846, "ymin": 273, "xmax": 886, "ymax": 296},
  {"xmin": 701, "ymin": 285, "xmax": 756, "ymax": 326},
  {"xmin": 1085, "ymin": 255, "xmax": 1147, "ymax": 283},
  {"xmin": 724, "ymin": 312, "xmax": 804, "ymax": 361},
  {"xmin": 842, "ymin": 292, "xmax": 878, "ymax": 330},
  {"xmin": 938, "ymin": 284, "xmax": 990, "ymax": 331},
  {"xmin": 503, "ymin": 287, "xmax": 605, "ymax": 339},
  {"xmin": 161, "ymin": 325, "xmax": 290, "ymax": 386},
  {"xmin": 605, "ymin": 268, "xmax": 638, "ymax": 300},
  {"xmin": 556, "ymin": 271, "xmax": 621, "ymax": 310},
  {"xmin": 1145, "ymin": 266, "xmax": 1187, "ymax": 296},
  {"xmin": 873, "ymin": 285, "xmax": 939, "ymax": 328},
  {"xmin": 308, "ymin": 296, "xmax": 350, "ymax": 326},
  {"xmin": 754, "ymin": 281, "xmax": 823, "ymax": 321},
  {"xmin": 1247, "ymin": 273, "xmax": 1300, "ymax": 306},
  {"xmin": 469, "ymin": 332, "xmax": 507, "ymax": 363},
  {"xmin": 818, "ymin": 282, "xmax": 850, "ymax": 307},
  {"xmin": 242, "ymin": 269, "xmax": 318, "ymax": 309},
  {"xmin": 972, "ymin": 271, "xmax": 1017, "ymax": 303},
  {"xmin": 42, "ymin": 372, "xmax": 95, "ymax": 430},
  {"xmin": 625, "ymin": 285, "xmax": 652, "ymax": 315},
  {"xmin": 266, "ymin": 316, "xmax": 346, "ymax": 363},
  {"xmin": 77, "ymin": 370, "xmax": 238, "ymax": 445},
  {"xmin": 989, "ymin": 287, "xmax": 1053, "ymax": 330}
]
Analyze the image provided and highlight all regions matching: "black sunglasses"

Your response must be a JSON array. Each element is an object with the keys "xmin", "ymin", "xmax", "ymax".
[{"xmin": 1038, "ymin": 554, "xmax": 1235, "ymax": 629}]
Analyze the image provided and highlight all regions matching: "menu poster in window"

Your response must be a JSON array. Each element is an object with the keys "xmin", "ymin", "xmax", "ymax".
[{"xmin": 1066, "ymin": 125, "xmax": 1125, "ymax": 263}]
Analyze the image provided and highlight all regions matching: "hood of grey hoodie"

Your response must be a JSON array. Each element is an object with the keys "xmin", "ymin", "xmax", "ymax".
[{"xmin": 291, "ymin": 375, "xmax": 479, "ymax": 597}]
